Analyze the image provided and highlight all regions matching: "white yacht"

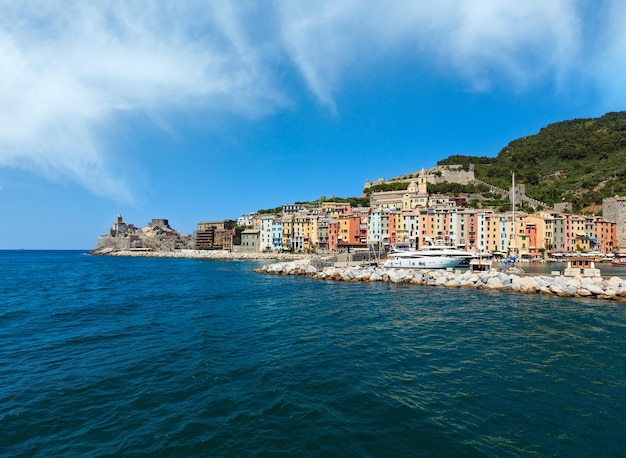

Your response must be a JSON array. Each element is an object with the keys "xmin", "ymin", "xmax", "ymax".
[
  {"xmin": 391, "ymin": 245, "xmax": 475, "ymax": 260},
  {"xmin": 383, "ymin": 254, "xmax": 463, "ymax": 269},
  {"xmin": 383, "ymin": 241, "xmax": 473, "ymax": 269}
]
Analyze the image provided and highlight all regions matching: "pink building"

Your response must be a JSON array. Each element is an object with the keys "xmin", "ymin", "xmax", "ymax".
[
  {"xmin": 524, "ymin": 223, "xmax": 539, "ymax": 257},
  {"xmin": 328, "ymin": 221, "xmax": 338, "ymax": 251}
]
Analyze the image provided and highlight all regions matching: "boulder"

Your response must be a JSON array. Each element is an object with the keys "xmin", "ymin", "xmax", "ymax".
[
  {"xmin": 266, "ymin": 263, "xmax": 285, "ymax": 274},
  {"xmin": 388, "ymin": 269, "xmax": 411, "ymax": 283},
  {"xmin": 516, "ymin": 277, "xmax": 539, "ymax": 293},
  {"xmin": 607, "ymin": 276, "xmax": 624, "ymax": 288},
  {"xmin": 485, "ymin": 276, "xmax": 505, "ymax": 290},
  {"xmin": 341, "ymin": 268, "xmax": 355, "ymax": 280},
  {"xmin": 548, "ymin": 280, "xmax": 577, "ymax": 297},
  {"xmin": 354, "ymin": 268, "xmax": 372, "ymax": 281},
  {"xmin": 580, "ymin": 278, "xmax": 607, "ymax": 296}
]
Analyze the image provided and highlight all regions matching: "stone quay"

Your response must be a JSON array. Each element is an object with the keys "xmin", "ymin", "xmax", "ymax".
[
  {"xmin": 89, "ymin": 247, "xmax": 308, "ymax": 261},
  {"xmin": 255, "ymin": 258, "xmax": 626, "ymax": 302}
]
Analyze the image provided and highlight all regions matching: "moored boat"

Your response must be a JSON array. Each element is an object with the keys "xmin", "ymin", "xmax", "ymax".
[
  {"xmin": 383, "ymin": 255, "xmax": 463, "ymax": 269},
  {"xmin": 390, "ymin": 242, "xmax": 475, "ymax": 261},
  {"xmin": 384, "ymin": 240, "xmax": 473, "ymax": 269}
]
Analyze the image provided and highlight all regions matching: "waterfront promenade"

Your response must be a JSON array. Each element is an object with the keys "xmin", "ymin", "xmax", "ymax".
[{"xmin": 89, "ymin": 247, "xmax": 309, "ymax": 261}]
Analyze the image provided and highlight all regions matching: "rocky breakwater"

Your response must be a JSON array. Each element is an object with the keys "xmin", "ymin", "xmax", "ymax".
[{"xmin": 255, "ymin": 259, "xmax": 626, "ymax": 302}]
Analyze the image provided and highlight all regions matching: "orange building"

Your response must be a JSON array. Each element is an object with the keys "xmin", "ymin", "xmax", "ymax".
[
  {"xmin": 524, "ymin": 223, "xmax": 539, "ymax": 257},
  {"xmin": 337, "ymin": 214, "xmax": 367, "ymax": 249},
  {"xmin": 593, "ymin": 217, "xmax": 616, "ymax": 253}
]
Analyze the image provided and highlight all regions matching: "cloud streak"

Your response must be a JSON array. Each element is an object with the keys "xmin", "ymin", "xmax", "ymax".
[
  {"xmin": 0, "ymin": 0, "xmax": 623, "ymax": 202},
  {"xmin": 275, "ymin": 0, "xmax": 586, "ymax": 98},
  {"xmin": 0, "ymin": 1, "xmax": 285, "ymax": 203}
]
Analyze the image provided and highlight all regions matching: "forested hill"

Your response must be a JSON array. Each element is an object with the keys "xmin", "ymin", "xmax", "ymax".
[{"xmin": 438, "ymin": 111, "xmax": 626, "ymax": 212}]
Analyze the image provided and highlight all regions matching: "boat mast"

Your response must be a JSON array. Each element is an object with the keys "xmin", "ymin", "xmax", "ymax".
[{"xmin": 511, "ymin": 172, "xmax": 517, "ymax": 257}]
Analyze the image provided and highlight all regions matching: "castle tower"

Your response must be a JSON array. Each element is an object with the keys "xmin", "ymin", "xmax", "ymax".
[
  {"xmin": 603, "ymin": 196, "xmax": 626, "ymax": 249},
  {"xmin": 418, "ymin": 169, "xmax": 428, "ymax": 194},
  {"xmin": 112, "ymin": 213, "xmax": 123, "ymax": 233}
]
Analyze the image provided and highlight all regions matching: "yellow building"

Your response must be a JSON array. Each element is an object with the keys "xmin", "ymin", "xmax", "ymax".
[
  {"xmin": 569, "ymin": 215, "xmax": 589, "ymax": 251},
  {"xmin": 281, "ymin": 214, "xmax": 294, "ymax": 251},
  {"xmin": 485, "ymin": 212, "xmax": 499, "ymax": 253},
  {"xmin": 293, "ymin": 214, "xmax": 313, "ymax": 251},
  {"xmin": 252, "ymin": 215, "xmax": 263, "ymax": 231},
  {"xmin": 336, "ymin": 214, "xmax": 351, "ymax": 244}
]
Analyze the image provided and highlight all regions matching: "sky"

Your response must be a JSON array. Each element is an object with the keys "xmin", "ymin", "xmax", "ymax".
[{"xmin": 1, "ymin": 0, "xmax": 626, "ymax": 249}]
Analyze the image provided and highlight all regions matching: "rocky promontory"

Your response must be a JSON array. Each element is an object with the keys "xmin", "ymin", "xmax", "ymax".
[{"xmin": 256, "ymin": 258, "xmax": 626, "ymax": 302}]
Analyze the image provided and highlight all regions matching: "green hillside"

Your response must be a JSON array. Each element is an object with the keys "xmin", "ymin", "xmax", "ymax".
[{"xmin": 438, "ymin": 111, "xmax": 626, "ymax": 212}]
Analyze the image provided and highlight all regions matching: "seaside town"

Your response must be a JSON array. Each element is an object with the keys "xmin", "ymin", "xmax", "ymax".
[
  {"xmin": 9, "ymin": 6, "xmax": 626, "ymax": 457},
  {"xmin": 91, "ymin": 164, "xmax": 626, "ymax": 261}
]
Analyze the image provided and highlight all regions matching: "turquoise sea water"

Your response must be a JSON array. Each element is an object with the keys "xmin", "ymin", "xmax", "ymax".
[{"xmin": 1, "ymin": 251, "xmax": 625, "ymax": 457}]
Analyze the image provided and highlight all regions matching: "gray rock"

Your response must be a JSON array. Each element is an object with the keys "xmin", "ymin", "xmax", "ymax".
[
  {"xmin": 485, "ymin": 277, "xmax": 504, "ymax": 289},
  {"xmin": 580, "ymin": 278, "xmax": 606, "ymax": 296}
]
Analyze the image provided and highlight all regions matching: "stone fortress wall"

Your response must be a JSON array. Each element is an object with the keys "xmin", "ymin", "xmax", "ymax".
[
  {"xmin": 603, "ymin": 196, "xmax": 626, "ymax": 248},
  {"xmin": 365, "ymin": 164, "xmax": 549, "ymax": 210},
  {"xmin": 364, "ymin": 164, "xmax": 475, "ymax": 189}
]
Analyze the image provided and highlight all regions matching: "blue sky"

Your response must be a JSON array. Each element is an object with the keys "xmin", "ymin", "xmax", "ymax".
[{"xmin": 1, "ymin": 1, "xmax": 626, "ymax": 249}]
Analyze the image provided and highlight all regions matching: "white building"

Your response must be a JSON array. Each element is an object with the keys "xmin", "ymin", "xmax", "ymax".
[
  {"xmin": 368, "ymin": 210, "xmax": 382, "ymax": 244},
  {"xmin": 260, "ymin": 216, "xmax": 275, "ymax": 251},
  {"xmin": 401, "ymin": 210, "xmax": 420, "ymax": 247},
  {"xmin": 448, "ymin": 210, "xmax": 459, "ymax": 247},
  {"xmin": 271, "ymin": 219, "xmax": 283, "ymax": 251},
  {"xmin": 237, "ymin": 213, "xmax": 256, "ymax": 227},
  {"xmin": 476, "ymin": 211, "xmax": 488, "ymax": 253},
  {"xmin": 497, "ymin": 216, "xmax": 509, "ymax": 254}
]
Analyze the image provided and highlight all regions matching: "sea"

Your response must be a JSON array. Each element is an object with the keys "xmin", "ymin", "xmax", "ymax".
[{"xmin": 1, "ymin": 250, "xmax": 625, "ymax": 457}]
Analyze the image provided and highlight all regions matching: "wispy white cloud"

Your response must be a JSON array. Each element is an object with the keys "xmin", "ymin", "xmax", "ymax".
[
  {"xmin": 590, "ymin": 0, "xmax": 626, "ymax": 107},
  {"xmin": 0, "ymin": 0, "xmax": 622, "ymax": 202},
  {"xmin": 0, "ymin": 0, "xmax": 286, "ymax": 203},
  {"xmin": 427, "ymin": 1, "xmax": 581, "ymax": 91},
  {"xmin": 275, "ymin": 0, "xmax": 583, "ymax": 99}
]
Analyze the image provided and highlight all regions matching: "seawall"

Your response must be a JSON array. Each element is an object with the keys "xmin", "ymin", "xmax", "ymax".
[
  {"xmin": 255, "ymin": 259, "xmax": 626, "ymax": 302},
  {"xmin": 88, "ymin": 248, "xmax": 308, "ymax": 261}
]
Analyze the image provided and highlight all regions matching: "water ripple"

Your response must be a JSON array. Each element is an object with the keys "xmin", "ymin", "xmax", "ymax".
[{"xmin": 1, "ymin": 252, "xmax": 625, "ymax": 456}]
